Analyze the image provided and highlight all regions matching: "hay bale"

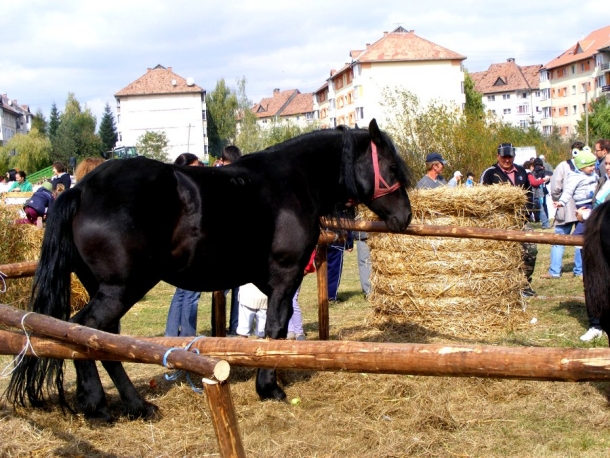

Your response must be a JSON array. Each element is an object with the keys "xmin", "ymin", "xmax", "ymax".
[
  {"xmin": 361, "ymin": 185, "xmax": 532, "ymax": 338},
  {"xmin": 0, "ymin": 203, "xmax": 89, "ymax": 313}
]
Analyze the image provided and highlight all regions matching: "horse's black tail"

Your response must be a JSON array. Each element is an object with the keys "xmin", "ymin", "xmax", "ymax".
[
  {"xmin": 4, "ymin": 187, "xmax": 81, "ymax": 408},
  {"xmin": 582, "ymin": 201, "xmax": 610, "ymax": 324}
]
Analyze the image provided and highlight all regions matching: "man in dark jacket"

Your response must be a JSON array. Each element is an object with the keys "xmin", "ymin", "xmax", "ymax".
[
  {"xmin": 481, "ymin": 143, "xmax": 538, "ymax": 296},
  {"xmin": 22, "ymin": 181, "xmax": 54, "ymax": 225}
]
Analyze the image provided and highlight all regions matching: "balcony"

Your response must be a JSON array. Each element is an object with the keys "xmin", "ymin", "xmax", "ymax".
[
  {"xmin": 601, "ymin": 63, "xmax": 609, "ymax": 71},
  {"xmin": 603, "ymin": 85, "xmax": 610, "ymax": 93}
]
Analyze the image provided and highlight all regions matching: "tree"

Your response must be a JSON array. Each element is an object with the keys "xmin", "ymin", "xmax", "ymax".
[
  {"xmin": 51, "ymin": 93, "xmax": 103, "ymax": 162},
  {"xmin": 206, "ymin": 78, "xmax": 239, "ymax": 157},
  {"xmin": 464, "ymin": 72, "xmax": 485, "ymax": 119},
  {"xmin": 0, "ymin": 128, "xmax": 52, "ymax": 175},
  {"xmin": 48, "ymin": 102, "xmax": 61, "ymax": 139},
  {"xmin": 32, "ymin": 108, "xmax": 48, "ymax": 136},
  {"xmin": 576, "ymin": 96, "xmax": 610, "ymax": 142},
  {"xmin": 136, "ymin": 131, "xmax": 169, "ymax": 162},
  {"xmin": 98, "ymin": 102, "xmax": 118, "ymax": 153}
]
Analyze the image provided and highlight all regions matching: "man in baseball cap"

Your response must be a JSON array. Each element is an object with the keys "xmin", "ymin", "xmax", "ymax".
[
  {"xmin": 481, "ymin": 143, "xmax": 537, "ymax": 297},
  {"xmin": 416, "ymin": 152, "xmax": 448, "ymax": 189}
]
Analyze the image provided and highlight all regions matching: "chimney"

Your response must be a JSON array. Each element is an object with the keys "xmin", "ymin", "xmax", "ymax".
[
  {"xmin": 409, "ymin": 30, "xmax": 414, "ymax": 33},
  {"xmin": 507, "ymin": 58, "xmax": 515, "ymax": 63},
  {"xmin": 273, "ymin": 88, "xmax": 280, "ymax": 94}
]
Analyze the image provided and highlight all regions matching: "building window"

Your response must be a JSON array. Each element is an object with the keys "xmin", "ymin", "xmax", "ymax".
[
  {"xmin": 329, "ymin": 99, "xmax": 335, "ymax": 110},
  {"xmin": 346, "ymin": 69, "xmax": 353, "ymax": 84},
  {"xmin": 503, "ymin": 108, "xmax": 511, "ymax": 114},
  {"xmin": 202, "ymin": 110, "xmax": 206, "ymax": 120},
  {"xmin": 487, "ymin": 95, "xmax": 495, "ymax": 101},
  {"xmin": 334, "ymin": 77, "xmax": 344, "ymax": 90},
  {"xmin": 522, "ymin": 92, "xmax": 528, "ymax": 98},
  {"xmin": 306, "ymin": 112, "xmax": 313, "ymax": 120},
  {"xmin": 330, "ymin": 117, "xmax": 336, "ymax": 128},
  {"xmin": 116, "ymin": 99, "xmax": 121, "ymax": 108},
  {"xmin": 573, "ymin": 105, "xmax": 577, "ymax": 115},
  {"xmin": 519, "ymin": 120, "xmax": 529, "ymax": 128},
  {"xmin": 337, "ymin": 96, "xmax": 345, "ymax": 109},
  {"xmin": 571, "ymin": 85, "xmax": 576, "ymax": 95},
  {"xmin": 535, "ymin": 91, "xmax": 541, "ymax": 97},
  {"xmin": 118, "ymin": 132, "xmax": 122, "ymax": 142},
  {"xmin": 517, "ymin": 105, "xmax": 529, "ymax": 114},
  {"xmin": 355, "ymin": 107, "xmax": 364, "ymax": 120},
  {"xmin": 503, "ymin": 94, "xmax": 510, "ymax": 100}
]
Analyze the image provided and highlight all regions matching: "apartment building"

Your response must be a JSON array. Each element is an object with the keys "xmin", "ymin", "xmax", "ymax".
[
  {"xmin": 313, "ymin": 26, "xmax": 466, "ymax": 129},
  {"xmin": 251, "ymin": 88, "xmax": 314, "ymax": 128},
  {"xmin": 0, "ymin": 94, "xmax": 32, "ymax": 145},
  {"xmin": 115, "ymin": 65, "xmax": 208, "ymax": 162},
  {"xmin": 471, "ymin": 58, "xmax": 543, "ymax": 129},
  {"xmin": 539, "ymin": 25, "xmax": 610, "ymax": 137}
]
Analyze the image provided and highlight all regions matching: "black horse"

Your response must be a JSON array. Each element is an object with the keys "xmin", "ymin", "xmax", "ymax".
[
  {"xmin": 6, "ymin": 119, "xmax": 412, "ymax": 422},
  {"xmin": 582, "ymin": 200, "xmax": 610, "ymax": 342}
]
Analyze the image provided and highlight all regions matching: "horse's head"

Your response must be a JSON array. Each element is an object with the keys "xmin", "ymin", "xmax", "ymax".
[{"xmin": 340, "ymin": 119, "xmax": 412, "ymax": 232}]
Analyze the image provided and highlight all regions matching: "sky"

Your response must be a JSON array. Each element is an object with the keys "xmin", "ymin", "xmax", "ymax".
[{"xmin": 1, "ymin": 0, "xmax": 608, "ymax": 125}]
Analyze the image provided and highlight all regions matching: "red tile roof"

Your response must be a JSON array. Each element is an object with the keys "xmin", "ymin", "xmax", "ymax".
[
  {"xmin": 351, "ymin": 26, "xmax": 465, "ymax": 63},
  {"xmin": 115, "ymin": 65, "xmax": 203, "ymax": 97},
  {"xmin": 281, "ymin": 92, "xmax": 313, "ymax": 116},
  {"xmin": 543, "ymin": 25, "xmax": 610, "ymax": 70},
  {"xmin": 471, "ymin": 59, "xmax": 542, "ymax": 94},
  {"xmin": 252, "ymin": 89, "xmax": 309, "ymax": 119}
]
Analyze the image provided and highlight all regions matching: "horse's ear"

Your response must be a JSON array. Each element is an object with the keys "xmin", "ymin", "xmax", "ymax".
[
  {"xmin": 354, "ymin": 123, "xmax": 359, "ymax": 129},
  {"xmin": 368, "ymin": 118, "xmax": 381, "ymax": 143}
]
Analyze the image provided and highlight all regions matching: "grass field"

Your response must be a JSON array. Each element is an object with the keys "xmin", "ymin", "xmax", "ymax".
[{"xmin": 1, "ymin": 225, "xmax": 610, "ymax": 457}]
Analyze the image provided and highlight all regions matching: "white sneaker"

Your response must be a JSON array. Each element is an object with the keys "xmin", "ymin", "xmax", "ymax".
[{"xmin": 580, "ymin": 328, "xmax": 603, "ymax": 342}]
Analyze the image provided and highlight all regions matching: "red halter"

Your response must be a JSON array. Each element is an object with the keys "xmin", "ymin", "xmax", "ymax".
[{"xmin": 371, "ymin": 142, "xmax": 401, "ymax": 200}]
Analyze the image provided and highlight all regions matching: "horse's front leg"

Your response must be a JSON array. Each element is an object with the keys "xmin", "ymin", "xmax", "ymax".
[{"xmin": 256, "ymin": 282, "xmax": 298, "ymax": 401}]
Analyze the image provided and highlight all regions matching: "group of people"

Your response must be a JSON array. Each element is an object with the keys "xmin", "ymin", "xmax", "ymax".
[
  {"xmin": 2, "ymin": 161, "xmax": 72, "ymax": 225},
  {"xmin": 416, "ymin": 138, "xmax": 610, "ymax": 341}
]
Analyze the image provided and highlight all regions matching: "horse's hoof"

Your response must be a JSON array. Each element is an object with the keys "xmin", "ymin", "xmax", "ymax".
[
  {"xmin": 257, "ymin": 385, "xmax": 287, "ymax": 402},
  {"xmin": 123, "ymin": 400, "xmax": 161, "ymax": 421},
  {"xmin": 84, "ymin": 408, "xmax": 114, "ymax": 424}
]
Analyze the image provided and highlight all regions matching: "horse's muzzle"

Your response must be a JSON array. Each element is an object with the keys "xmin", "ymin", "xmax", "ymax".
[{"xmin": 385, "ymin": 212, "xmax": 411, "ymax": 233}]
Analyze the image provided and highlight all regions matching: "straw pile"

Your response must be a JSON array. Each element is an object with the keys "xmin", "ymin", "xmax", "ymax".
[
  {"xmin": 362, "ymin": 185, "xmax": 532, "ymax": 338},
  {"xmin": 0, "ymin": 203, "xmax": 89, "ymax": 313}
]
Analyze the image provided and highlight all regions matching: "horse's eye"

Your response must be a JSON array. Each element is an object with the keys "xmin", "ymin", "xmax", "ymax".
[{"xmin": 390, "ymin": 164, "xmax": 398, "ymax": 172}]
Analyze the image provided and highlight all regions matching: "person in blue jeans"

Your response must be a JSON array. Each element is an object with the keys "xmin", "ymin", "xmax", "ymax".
[
  {"xmin": 165, "ymin": 153, "xmax": 203, "ymax": 337},
  {"xmin": 165, "ymin": 289, "xmax": 201, "ymax": 337},
  {"xmin": 542, "ymin": 142, "xmax": 589, "ymax": 279}
]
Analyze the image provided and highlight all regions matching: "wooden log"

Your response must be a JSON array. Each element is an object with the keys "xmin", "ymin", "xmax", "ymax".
[
  {"xmin": 0, "ymin": 305, "xmax": 229, "ymax": 381},
  {"xmin": 0, "ymin": 261, "xmax": 38, "ymax": 279},
  {"xmin": 320, "ymin": 219, "xmax": 585, "ymax": 246},
  {"xmin": 4, "ymin": 330, "xmax": 610, "ymax": 382},
  {"xmin": 211, "ymin": 290, "xmax": 227, "ymax": 338},
  {"xmin": 316, "ymin": 244, "xmax": 329, "ymax": 341},
  {"xmin": 204, "ymin": 382, "xmax": 246, "ymax": 458}
]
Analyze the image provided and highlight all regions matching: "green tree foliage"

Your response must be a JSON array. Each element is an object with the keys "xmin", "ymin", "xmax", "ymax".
[
  {"xmin": 32, "ymin": 109, "xmax": 48, "ymax": 136},
  {"xmin": 48, "ymin": 102, "xmax": 61, "ymax": 139},
  {"xmin": 576, "ymin": 96, "xmax": 610, "ymax": 142},
  {"xmin": 51, "ymin": 93, "xmax": 102, "ymax": 162},
  {"xmin": 0, "ymin": 128, "xmax": 52, "ymax": 176},
  {"xmin": 381, "ymin": 86, "xmax": 572, "ymax": 181},
  {"xmin": 464, "ymin": 72, "xmax": 485, "ymax": 119},
  {"xmin": 206, "ymin": 78, "xmax": 239, "ymax": 157},
  {"xmin": 98, "ymin": 102, "xmax": 118, "ymax": 153},
  {"xmin": 136, "ymin": 130, "xmax": 169, "ymax": 162}
]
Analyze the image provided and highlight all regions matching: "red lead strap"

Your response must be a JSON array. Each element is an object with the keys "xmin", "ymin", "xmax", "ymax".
[{"xmin": 371, "ymin": 142, "xmax": 401, "ymax": 200}]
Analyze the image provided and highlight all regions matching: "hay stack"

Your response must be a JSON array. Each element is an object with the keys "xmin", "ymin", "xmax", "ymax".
[
  {"xmin": 0, "ymin": 203, "xmax": 89, "ymax": 313},
  {"xmin": 363, "ymin": 185, "xmax": 532, "ymax": 338}
]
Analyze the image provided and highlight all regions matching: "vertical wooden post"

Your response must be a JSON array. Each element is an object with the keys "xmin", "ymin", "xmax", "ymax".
[
  {"xmin": 203, "ymin": 381, "xmax": 246, "ymax": 458},
  {"xmin": 316, "ymin": 244, "xmax": 329, "ymax": 340},
  {"xmin": 212, "ymin": 291, "xmax": 226, "ymax": 338}
]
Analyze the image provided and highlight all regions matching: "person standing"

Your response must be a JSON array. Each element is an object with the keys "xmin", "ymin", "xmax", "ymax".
[
  {"xmin": 481, "ymin": 143, "xmax": 537, "ymax": 296},
  {"xmin": 464, "ymin": 172, "xmax": 475, "ymax": 187},
  {"xmin": 8, "ymin": 171, "xmax": 33, "ymax": 192},
  {"xmin": 530, "ymin": 158, "xmax": 551, "ymax": 228},
  {"xmin": 165, "ymin": 153, "xmax": 203, "ymax": 337},
  {"xmin": 50, "ymin": 161, "xmax": 71, "ymax": 191},
  {"xmin": 594, "ymin": 139, "xmax": 609, "ymax": 176},
  {"xmin": 211, "ymin": 145, "xmax": 242, "ymax": 335},
  {"xmin": 541, "ymin": 142, "xmax": 588, "ymax": 279},
  {"xmin": 415, "ymin": 152, "xmax": 448, "ymax": 189},
  {"xmin": 448, "ymin": 171, "xmax": 462, "ymax": 188},
  {"xmin": 236, "ymin": 283, "xmax": 267, "ymax": 338},
  {"xmin": 354, "ymin": 231, "xmax": 371, "ymax": 297}
]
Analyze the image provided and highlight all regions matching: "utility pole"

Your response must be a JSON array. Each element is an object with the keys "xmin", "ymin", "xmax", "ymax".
[{"xmin": 187, "ymin": 123, "xmax": 192, "ymax": 153}]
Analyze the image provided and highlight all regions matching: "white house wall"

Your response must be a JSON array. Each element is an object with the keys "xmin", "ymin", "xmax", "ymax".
[
  {"xmin": 358, "ymin": 60, "xmax": 465, "ymax": 127},
  {"xmin": 118, "ymin": 93, "xmax": 205, "ymax": 162}
]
